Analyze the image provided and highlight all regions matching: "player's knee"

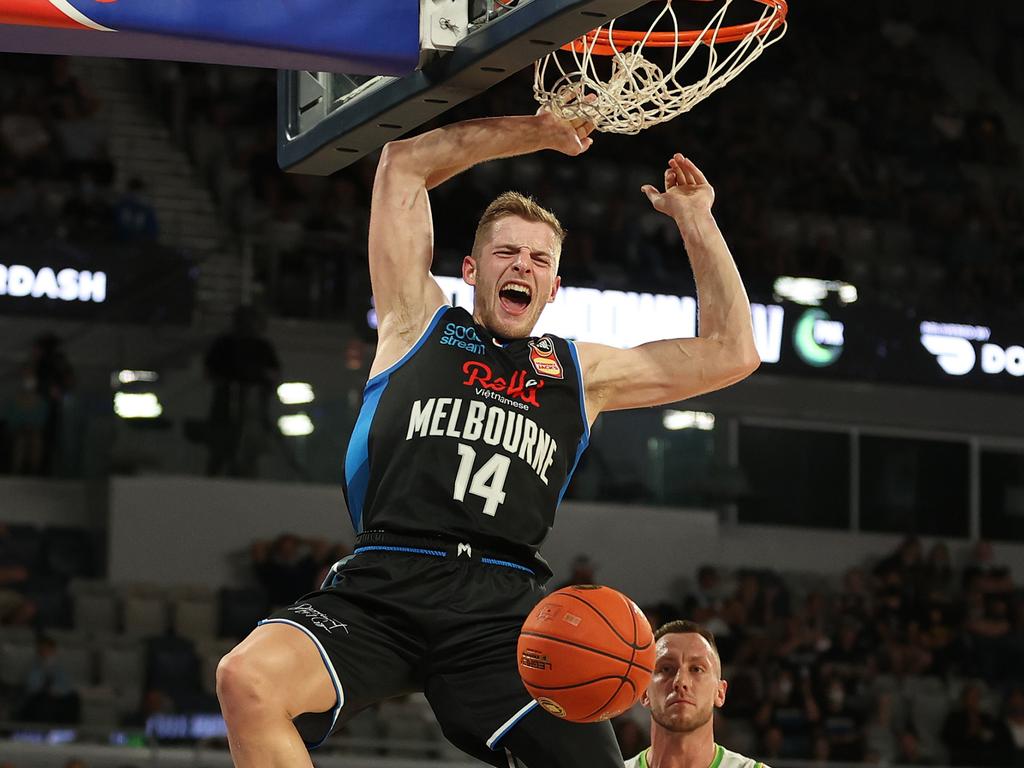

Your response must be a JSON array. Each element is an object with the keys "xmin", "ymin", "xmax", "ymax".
[{"xmin": 216, "ymin": 647, "xmax": 276, "ymax": 715}]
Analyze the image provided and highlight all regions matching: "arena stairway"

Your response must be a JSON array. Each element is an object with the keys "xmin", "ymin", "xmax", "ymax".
[{"xmin": 69, "ymin": 56, "xmax": 244, "ymax": 327}]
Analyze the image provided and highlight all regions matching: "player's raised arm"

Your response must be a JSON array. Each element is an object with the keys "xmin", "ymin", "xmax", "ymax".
[
  {"xmin": 368, "ymin": 108, "xmax": 595, "ymax": 375},
  {"xmin": 576, "ymin": 154, "xmax": 760, "ymax": 417}
]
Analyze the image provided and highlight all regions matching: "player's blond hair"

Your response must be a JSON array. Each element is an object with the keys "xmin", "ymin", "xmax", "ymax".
[{"xmin": 471, "ymin": 191, "xmax": 566, "ymax": 260}]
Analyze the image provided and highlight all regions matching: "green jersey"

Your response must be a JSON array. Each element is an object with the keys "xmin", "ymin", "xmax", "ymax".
[{"xmin": 625, "ymin": 742, "xmax": 767, "ymax": 768}]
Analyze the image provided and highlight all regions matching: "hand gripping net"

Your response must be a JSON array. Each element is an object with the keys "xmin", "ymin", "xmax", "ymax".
[{"xmin": 533, "ymin": 0, "xmax": 788, "ymax": 134}]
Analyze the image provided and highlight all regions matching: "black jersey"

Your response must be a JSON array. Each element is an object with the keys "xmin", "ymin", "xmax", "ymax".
[{"xmin": 344, "ymin": 304, "xmax": 589, "ymax": 558}]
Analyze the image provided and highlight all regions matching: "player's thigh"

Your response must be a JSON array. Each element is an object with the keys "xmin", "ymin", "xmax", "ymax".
[
  {"xmin": 425, "ymin": 663, "xmax": 622, "ymax": 768},
  {"xmin": 258, "ymin": 589, "xmax": 424, "ymax": 746},
  {"xmin": 502, "ymin": 706, "xmax": 623, "ymax": 768}
]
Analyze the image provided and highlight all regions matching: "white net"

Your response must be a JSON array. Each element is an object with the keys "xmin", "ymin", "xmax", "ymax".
[{"xmin": 533, "ymin": 0, "xmax": 788, "ymax": 134}]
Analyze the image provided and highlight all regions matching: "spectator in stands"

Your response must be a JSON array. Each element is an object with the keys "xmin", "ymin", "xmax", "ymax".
[
  {"xmin": 61, "ymin": 172, "xmax": 114, "ymax": 242},
  {"xmin": 123, "ymin": 688, "xmax": 174, "ymax": 728},
  {"xmin": 614, "ymin": 717, "xmax": 649, "ymax": 759},
  {"xmin": 17, "ymin": 635, "xmax": 80, "ymax": 724},
  {"xmin": 817, "ymin": 673, "xmax": 865, "ymax": 761},
  {"xmin": 923, "ymin": 541, "xmax": 956, "ymax": 605},
  {"xmin": 896, "ymin": 728, "xmax": 932, "ymax": 766},
  {"xmin": 754, "ymin": 667, "xmax": 820, "ymax": 757},
  {"xmin": 114, "ymin": 177, "xmax": 159, "ymax": 243},
  {"xmin": 1003, "ymin": 687, "xmax": 1024, "ymax": 765},
  {"xmin": 29, "ymin": 333, "xmax": 74, "ymax": 476},
  {"xmin": 3, "ymin": 365, "xmax": 47, "ymax": 475},
  {"xmin": 204, "ymin": 306, "xmax": 280, "ymax": 477},
  {"xmin": 864, "ymin": 691, "xmax": 900, "ymax": 763},
  {"xmin": 251, "ymin": 533, "xmax": 326, "ymax": 608},
  {"xmin": 0, "ymin": 523, "xmax": 36, "ymax": 626},
  {"xmin": 556, "ymin": 553, "xmax": 597, "ymax": 589},
  {"xmin": 967, "ymin": 540, "xmax": 1014, "ymax": 595},
  {"xmin": 686, "ymin": 565, "xmax": 725, "ymax": 621},
  {"xmin": 942, "ymin": 681, "xmax": 1014, "ymax": 766}
]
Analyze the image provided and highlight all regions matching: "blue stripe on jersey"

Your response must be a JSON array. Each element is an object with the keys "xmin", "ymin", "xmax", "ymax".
[
  {"xmin": 557, "ymin": 340, "xmax": 590, "ymax": 506},
  {"xmin": 344, "ymin": 304, "xmax": 448, "ymax": 532}
]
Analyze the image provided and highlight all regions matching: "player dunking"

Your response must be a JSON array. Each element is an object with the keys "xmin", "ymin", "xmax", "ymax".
[
  {"xmin": 626, "ymin": 621, "xmax": 768, "ymax": 768},
  {"xmin": 216, "ymin": 107, "xmax": 760, "ymax": 767}
]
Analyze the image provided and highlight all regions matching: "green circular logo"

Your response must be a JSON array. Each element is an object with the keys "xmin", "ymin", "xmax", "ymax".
[{"xmin": 793, "ymin": 309, "xmax": 844, "ymax": 367}]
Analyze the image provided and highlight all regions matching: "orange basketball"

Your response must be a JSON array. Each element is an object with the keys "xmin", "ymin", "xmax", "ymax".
[{"xmin": 517, "ymin": 584, "xmax": 655, "ymax": 723}]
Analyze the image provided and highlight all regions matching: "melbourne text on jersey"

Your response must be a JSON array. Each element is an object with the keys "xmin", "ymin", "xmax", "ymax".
[{"xmin": 406, "ymin": 398, "xmax": 557, "ymax": 484}]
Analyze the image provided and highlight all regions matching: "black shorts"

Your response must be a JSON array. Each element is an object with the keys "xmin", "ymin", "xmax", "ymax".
[{"xmin": 261, "ymin": 536, "xmax": 623, "ymax": 768}]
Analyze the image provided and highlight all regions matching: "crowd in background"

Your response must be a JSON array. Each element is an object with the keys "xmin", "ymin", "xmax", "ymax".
[
  {"xmin": 9, "ymin": 522, "xmax": 1024, "ymax": 767},
  {"xmin": 0, "ymin": 55, "xmax": 159, "ymax": 245},
  {"xmin": 136, "ymin": 0, "xmax": 1024, "ymax": 322},
  {"xmin": 608, "ymin": 536, "xmax": 1024, "ymax": 766}
]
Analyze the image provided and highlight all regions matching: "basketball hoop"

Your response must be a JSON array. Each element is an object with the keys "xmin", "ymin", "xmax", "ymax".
[{"xmin": 533, "ymin": 0, "xmax": 788, "ymax": 134}]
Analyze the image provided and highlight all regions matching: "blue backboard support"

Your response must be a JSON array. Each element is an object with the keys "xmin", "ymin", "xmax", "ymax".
[{"xmin": 278, "ymin": 0, "xmax": 650, "ymax": 175}]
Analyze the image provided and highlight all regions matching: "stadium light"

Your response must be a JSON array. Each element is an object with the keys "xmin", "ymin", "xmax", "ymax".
[
  {"xmin": 773, "ymin": 276, "xmax": 858, "ymax": 307},
  {"xmin": 662, "ymin": 410, "xmax": 715, "ymax": 431},
  {"xmin": 277, "ymin": 382, "xmax": 315, "ymax": 405},
  {"xmin": 113, "ymin": 369, "xmax": 159, "ymax": 387},
  {"xmin": 278, "ymin": 413, "xmax": 314, "ymax": 436},
  {"xmin": 114, "ymin": 392, "xmax": 163, "ymax": 419}
]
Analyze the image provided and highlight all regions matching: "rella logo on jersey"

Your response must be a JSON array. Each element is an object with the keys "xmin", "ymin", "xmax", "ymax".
[
  {"xmin": 462, "ymin": 361, "xmax": 543, "ymax": 408},
  {"xmin": 440, "ymin": 322, "xmax": 486, "ymax": 355},
  {"xmin": 406, "ymin": 397, "xmax": 558, "ymax": 484}
]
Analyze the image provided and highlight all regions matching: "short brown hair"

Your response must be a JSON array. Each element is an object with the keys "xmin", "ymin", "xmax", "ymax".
[
  {"xmin": 471, "ymin": 191, "xmax": 566, "ymax": 259},
  {"xmin": 655, "ymin": 620, "xmax": 721, "ymax": 673}
]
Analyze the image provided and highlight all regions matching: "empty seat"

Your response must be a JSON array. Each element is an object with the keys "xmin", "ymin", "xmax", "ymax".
[
  {"xmin": 173, "ymin": 597, "xmax": 218, "ymax": 644},
  {"xmin": 196, "ymin": 638, "xmax": 236, "ymax": 697},
  {"xmin": 74, "ymin": 591, "xmax": 119, "ymax": 635},
  {"xmin": 123, "ymin": 594, "xmax": 168, "ymax": 638},
  {"xmin": 79, "ymin": 685, "xmax": 120, "ymax": 727},
  {"xmin": 0, "ymin": 637, "xmax": 36, "ymax": 687},
  {"xmin": 53, "ymin": 637, "xmax": 95, "ymax": 688},
  {"xmin": 98, "ymin": 640, "xmax": 145, "ymax": 699}
]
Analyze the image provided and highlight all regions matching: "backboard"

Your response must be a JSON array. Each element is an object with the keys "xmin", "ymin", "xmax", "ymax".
[{"xmin": 277, "ymin": 0, "xmax": 651, "ymax": 175}]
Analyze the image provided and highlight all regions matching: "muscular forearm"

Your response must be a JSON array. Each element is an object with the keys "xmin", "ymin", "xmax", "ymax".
[
  {"xmin": 384, "ymin": 114, "xmax": 554, "ymax": 190},
  {"xmin": 677, "ymin": 210, "xmax": 759, "ymax": 360}
]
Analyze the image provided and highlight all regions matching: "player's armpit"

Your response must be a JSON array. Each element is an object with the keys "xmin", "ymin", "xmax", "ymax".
[
  {"xmin": 368, "ymin": 142, "xmax": 448, "ymax": 371},
  {"xmin": 576, "ymin": 337, "xmax": 760, "ymax": 416}
]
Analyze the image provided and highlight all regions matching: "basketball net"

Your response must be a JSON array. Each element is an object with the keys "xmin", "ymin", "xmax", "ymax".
[{"xmin": 533, "ymin": 0, "xmax": 788, "ymax": 134}]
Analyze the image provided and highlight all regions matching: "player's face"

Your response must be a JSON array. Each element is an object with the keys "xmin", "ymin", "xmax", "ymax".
[
  {"xmin": 642, "ymin": 633, "xmax": 727, "ymax": 734},
  {"xmin": 464, "ymin": 216, "xmax": 561, "ymax": 339}
]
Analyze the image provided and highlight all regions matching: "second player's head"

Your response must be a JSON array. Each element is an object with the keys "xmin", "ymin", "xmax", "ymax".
[
  {"xmin": 642, "ymin": 620, "xmax": 727, "ymax": 735},
  {"xmin": 463, "ymin": 192, "xmax": 563, "ymax": 339}
]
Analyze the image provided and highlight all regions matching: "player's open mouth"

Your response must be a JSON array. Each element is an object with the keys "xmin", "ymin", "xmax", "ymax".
[{"xmin": 498, "ymin": 282, "xmax": 532, "ymax": 315}]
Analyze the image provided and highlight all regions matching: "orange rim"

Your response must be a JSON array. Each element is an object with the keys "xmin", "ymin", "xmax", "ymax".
[{"xmin": 562, "ymin": 0, "xmax": 787, "ymax": 56}]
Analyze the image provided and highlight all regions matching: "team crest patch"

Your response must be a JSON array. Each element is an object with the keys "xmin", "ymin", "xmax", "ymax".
[{"xmin": 528, "ymin": 337, "xmax": 564, "ymax": 379}]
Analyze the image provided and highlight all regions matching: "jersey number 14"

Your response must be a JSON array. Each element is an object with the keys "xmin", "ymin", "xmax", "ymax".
[{"xmin": 453, "ymin": 443, "xmax": 510, "ymax": 517}]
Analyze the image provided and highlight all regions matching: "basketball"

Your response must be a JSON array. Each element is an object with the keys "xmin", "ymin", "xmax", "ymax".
[{"xmin": 517, "ymin": 585, "xmax": 655, "ymax": 723}]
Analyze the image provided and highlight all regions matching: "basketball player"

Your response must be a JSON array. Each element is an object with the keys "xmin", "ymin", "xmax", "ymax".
[
  {"xmin": 216, "ymin": 104, "xmax": 760, "ymax": 768},
  {"xmin": 626, "ymin": 621, "xmax": 768, "ymax": 768}
]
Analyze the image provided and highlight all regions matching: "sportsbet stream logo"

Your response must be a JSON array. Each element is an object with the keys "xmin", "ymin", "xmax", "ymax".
[{"xmin": 793, "ymin": 309, "xmax": 844, "ymax": 367}]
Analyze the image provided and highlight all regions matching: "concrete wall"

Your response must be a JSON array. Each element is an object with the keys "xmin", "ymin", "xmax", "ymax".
[
  {"xmin": 0, "ymin": 477, "xmax": 94, "ymax": 527},
  {"xmin": 102, "ymin": 476, "xmax": 1024, "ymax": 605}
]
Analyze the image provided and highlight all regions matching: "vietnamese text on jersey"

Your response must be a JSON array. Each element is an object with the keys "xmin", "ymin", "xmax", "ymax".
[{"xmin": 344, "ymin": 305, "xmax": 590, "ymax": 558}]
